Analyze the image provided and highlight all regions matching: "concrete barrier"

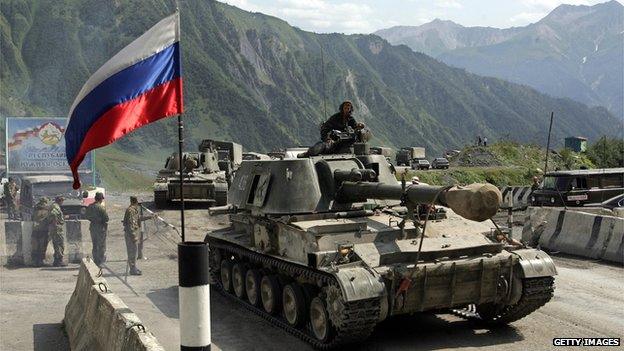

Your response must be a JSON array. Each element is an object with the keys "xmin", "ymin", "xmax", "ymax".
[
  {"xmin": 64, "ymin": 259, "xmax": 165, "ymax": 351},
  {"xmin": 501, "ymin": 186, "xmax": 532, "ymax": 209},
  {"xmin": 523, "ymin": 206, "xmax": 623, "ymax": 264},
  {"xmin": 3, "ymin": 220, "xmax": 89, "ymax": 265}
]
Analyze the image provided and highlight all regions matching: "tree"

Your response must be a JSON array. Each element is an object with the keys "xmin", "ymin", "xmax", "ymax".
[{"xmin": 586, "ymin": 137, "xmax": 624, "ymax": 168}]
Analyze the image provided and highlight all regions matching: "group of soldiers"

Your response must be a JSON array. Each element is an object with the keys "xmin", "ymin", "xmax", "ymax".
[
  {"xmin": 3, "ymin": 177, "xmax": 19, "ymax": 220},
  {"xmin": 21, "ymin": 188, "xmax": 150, "ymax": 275},
  {"xmin": 30, "ymin": 196, "xmax": 66, "ymax": 267},
  {"xmin": 84, "ymin": 194, "xmax": 152, "ymax": 275},
  {"xmin": 84, "ymin": 194, "xmax": 150, "ymax": 275}
]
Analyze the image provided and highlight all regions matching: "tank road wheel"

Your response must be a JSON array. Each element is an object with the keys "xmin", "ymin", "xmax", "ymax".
[
  {"xmin": 245, "ymin": 269, "xmax": 262, "ymax": 306},
  {"xmin": 220, "ymin": 259, "xmax": 234, "ymax": 293},
  {"xmin": 231, "ymin": 263, "xmax": 249, "ymax": 299},
  {"xmin": 260, "ymin": 275, "xmax": 282, "ymax": 314},
  {"xmin": 309, "ymin": 296, "xmax": 334, "ymax": 342},
  {"xmin": 282, "ymin": 283, "xmax": 307, "ymax": 327}
]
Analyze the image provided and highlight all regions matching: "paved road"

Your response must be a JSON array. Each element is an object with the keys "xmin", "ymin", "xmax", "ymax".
[{"xmin": 1, "ymin": 198, "xmax": 623, "ymax": 350}]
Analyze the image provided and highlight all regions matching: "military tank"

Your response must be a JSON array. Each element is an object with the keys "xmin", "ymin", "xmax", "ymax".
[
  {"xmin": 153, "ymin": 139, "xmax": 241, "ymax": 208},
  {"xmin": 205, "ymin": 135, "xmax": 556, "ymax": 349}
]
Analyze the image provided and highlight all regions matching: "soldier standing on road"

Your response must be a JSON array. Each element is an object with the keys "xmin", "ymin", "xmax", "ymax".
[
  {"xmin": 85, "ymin": 192, "xmax": 108, "ymax": 267},
  {"xmin": 4, "ymin": 177, "xmax": 19, "ymax": 219},
  {"xmin": 483, "ymin": 136, "xmax": 488, "ymax": 147},
  {"xmin": 31, "ymin": 197, "xmax": 50, "ymax": 267},
  {"xmin": 48, "ymin": 196, "xmax": 67, "ymax": 267},
  {"xmin": 123, "ymin": 196, "xmax": 152, "ymax": 275}
]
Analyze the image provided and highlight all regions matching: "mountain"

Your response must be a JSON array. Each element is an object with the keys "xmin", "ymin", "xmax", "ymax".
[
  {"xmin": 1, "ymin": 0, "xmax": 620, "ymax": 163},
  {"xmin": 375, "ymin": 1, "xmax": 624, "ymax": 120}
]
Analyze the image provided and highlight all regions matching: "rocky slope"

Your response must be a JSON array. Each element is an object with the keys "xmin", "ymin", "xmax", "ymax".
[{"xmin": 376, "ymin": 1, "xmax": 624, "ymax": 119}]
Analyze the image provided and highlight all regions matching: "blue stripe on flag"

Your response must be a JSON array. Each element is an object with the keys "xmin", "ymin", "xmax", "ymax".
[{"xmin": 66, "ymin": 42, "xmax": 181, "ymax": 162}]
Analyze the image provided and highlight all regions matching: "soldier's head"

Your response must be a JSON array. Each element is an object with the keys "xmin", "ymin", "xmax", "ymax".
[
  {"xmin": 411, "ymin": 176, "xmax": 420, "ymax": 185},
  {"xmin": 130, "ymin": 196, "xmax": 138, "ymax": 205},
  {"xmin": 54, "ymin": 196, "xmax": 64, "ymax": 204},
  {"xmin": 532, "ymin": 176, "xmax": 539, "ymax": 183},
  {"xmin": 38, "ymin": 197, "xmax": 49, "ymax": 205},
  {"xmin": 95, "ymin": 192, "xmax": 104, "ymax": 202},
  {"xmin": 8, "ymin": 177, "xmax": 14, "ymax": 183},
  {"xmin": 339, "ymin": 101, "xmax": 353, "ymax": 117}
]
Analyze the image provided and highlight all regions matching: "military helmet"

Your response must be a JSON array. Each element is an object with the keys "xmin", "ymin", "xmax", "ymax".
[
  {"xmin": 37, "ymin": 197, "xmax": 49, "ymax": 204},
  {"xmin": 95, "ymin": 192, "xmax": 104, "ymax": 201}
]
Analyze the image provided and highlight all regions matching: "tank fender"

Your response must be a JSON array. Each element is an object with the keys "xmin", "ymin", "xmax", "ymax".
[
  {"xmin": 511, "ymin": 249, "xmax": 558, "ymax": 278},
  {"xmin": 332, "ymin": 266, "xmax": 386, "ymax": 302},
  {"xmin": 153, "ymin": 182, "xmax": 168, "ymax": 192}
]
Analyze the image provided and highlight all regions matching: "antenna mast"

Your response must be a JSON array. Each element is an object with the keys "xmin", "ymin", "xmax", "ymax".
[{"xmin": 320, "ymin": 40, "xmax": 327, "ymax": 119}]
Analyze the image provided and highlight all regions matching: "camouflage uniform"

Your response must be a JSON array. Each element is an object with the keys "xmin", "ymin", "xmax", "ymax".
[
  {"xmin": 31, "ymin": 198, "xmax": 50, "ymax": 266},
  {"xmin": 4, "ymin": 181, "xmax": 19, "ymax": 219},
  {"xmin": 123, "ymin": 202, "xmax": 148, "ymax": 274},
  {"xmin": 85, "ymin": 201, "xmax": 109, "ymax": 266},
  {"xmin": 48, "ymin": 202, "xmax": 65, "ymax": 266}
]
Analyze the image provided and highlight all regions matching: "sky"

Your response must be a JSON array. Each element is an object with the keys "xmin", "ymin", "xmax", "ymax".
[{"xmin": 217, "ymin": 0, "xmax": 623, "ymax": 34}]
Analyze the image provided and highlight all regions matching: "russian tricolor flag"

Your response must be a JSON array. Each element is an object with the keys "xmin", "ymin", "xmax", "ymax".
[{"xmin": 65, "ymin": 13, "xmax": 183, "ymax": 189}]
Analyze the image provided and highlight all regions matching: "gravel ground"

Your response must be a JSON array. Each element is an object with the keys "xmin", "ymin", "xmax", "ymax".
[{"xmin": 1, "ymin": 195, "xmax": 622, "ymax": 351}]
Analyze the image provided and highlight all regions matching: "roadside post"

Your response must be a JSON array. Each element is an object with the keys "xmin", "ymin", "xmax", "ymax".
[{"xmin": 178, "ymin": 241, "xmax": 211, "ymax": 350}]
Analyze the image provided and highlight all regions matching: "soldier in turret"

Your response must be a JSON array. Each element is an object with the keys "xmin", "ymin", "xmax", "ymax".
[
  {"xmin": 85, "ymin": 192, "xmax": 108, "ymax": 267},
  {"xmin": 48, "ymin": 196, "xmax": 67, "ymax": 267},
  {"xmin": 301, "ymin": 101, "xmax": 369, "ymax": 157},
  {"xmin": 123, "ymin": 196, "xmax": 152, "ymax": 275},
  {"xmin": 31, "ymin": 197, "xmax": 50, "ymax": 267},
  {"xmin": 320, "ymin": 100, "xmax": 366, "ymax": 144}
]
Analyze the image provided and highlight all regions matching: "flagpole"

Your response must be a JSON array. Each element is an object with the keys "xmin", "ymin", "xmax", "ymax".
[
  {"xmin": 174, "ymin": 7, "xmax": 185, "ymax": 243},
  {"xmin": 178, "ymin": 114, "xmax": 185, "ymax": 243}
]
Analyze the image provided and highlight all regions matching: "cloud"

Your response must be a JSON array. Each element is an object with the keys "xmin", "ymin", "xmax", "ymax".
[
  {"xmin": 274, "ymin": 0, "xmax": 376, "ymax": 33},
  {"xmin": 509, "ymin": 11, "xmax": 546, "ymax": 23},
  {"xmin": 518, "ymin": 0, "xmax": 594, "ymax": 11},
  {"xmin": 220, "ymin": 0, "xmax": 260, "ymax": 12},
  {"xmin": 435, "ymin": 0, "xmax": 463, "ymax": 9},
  {"xmin": 217, "ymin": 0, "xmax": 391, "ymax": 33}
]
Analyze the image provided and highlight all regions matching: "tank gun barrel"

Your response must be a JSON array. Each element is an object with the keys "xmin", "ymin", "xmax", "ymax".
[{"xmin": 338, "ymin": 182, "xmax": 501, "ymax": 222}]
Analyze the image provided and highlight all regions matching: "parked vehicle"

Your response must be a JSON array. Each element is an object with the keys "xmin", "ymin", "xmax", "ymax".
[
  {"xmin": 411, "ymin": 159, "xmax": 430, "ymax": 170},
  {"xmin": 395, "ymin": 147, "xmax": 425, "ymax": 167},
  {"xmin": 431, "ymin": 157, "xmax": 450, "ymax": 169},
  {"xmin": 19, "ymin": 175, "xmax": 103, "ymax": 220},
  {"xmin": 531, "ymin": 168, "xmax": 624, "ymax": 207}
]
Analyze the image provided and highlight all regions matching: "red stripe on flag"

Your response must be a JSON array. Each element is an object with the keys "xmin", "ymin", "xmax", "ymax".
[{"xmin": 70, "ymin": 77, "xmax": 183, "ymax": 188}]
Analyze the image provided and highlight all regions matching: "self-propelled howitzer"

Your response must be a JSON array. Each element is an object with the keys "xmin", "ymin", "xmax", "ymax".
[{"xmin": 206, "ymin": 152, "xmax": 556, "ymax": 349}]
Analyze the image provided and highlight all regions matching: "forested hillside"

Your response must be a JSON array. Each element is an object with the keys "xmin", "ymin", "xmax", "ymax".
[{"xmin": 1, "ymin": 0, "xmax": 620, "ymax": 161}]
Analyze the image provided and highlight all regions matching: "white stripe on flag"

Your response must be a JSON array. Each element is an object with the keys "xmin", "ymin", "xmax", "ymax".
[{"xmin": 67, "ymin": 12, "xmax": 180, "ymax": 120}]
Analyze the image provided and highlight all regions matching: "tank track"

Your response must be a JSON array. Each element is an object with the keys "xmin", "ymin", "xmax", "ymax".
[
  {"xmin": 154, "ymin": 191, "xmax": 168, "ymax": 209},
  {"xmin": 208, "ymin": 238, "xmax": 381, "ymax": 349},
  {"xmin": 451, "ymin": 276, "xmax": 555, "ymax": 324}
]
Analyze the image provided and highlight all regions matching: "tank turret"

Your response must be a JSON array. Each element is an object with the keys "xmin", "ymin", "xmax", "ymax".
[{"xmin": 206, "ymin": 148, "xmax": 556, "ymax": 349}]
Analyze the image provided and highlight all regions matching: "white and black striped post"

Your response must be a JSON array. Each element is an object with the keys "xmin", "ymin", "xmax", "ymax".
[{"xmin": 178, "ymin": 241, "xmax": 211, "ymax": 350}]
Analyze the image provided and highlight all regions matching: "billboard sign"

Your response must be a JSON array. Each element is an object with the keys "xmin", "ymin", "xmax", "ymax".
[{"xmin": 5, "ymin": 117, "xmax": 93, "ymax": 174}]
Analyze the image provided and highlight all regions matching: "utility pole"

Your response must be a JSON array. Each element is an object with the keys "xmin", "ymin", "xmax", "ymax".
[{"xmin": 544, "ymin": 112, "xmax": 554, "ymax": 174}]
